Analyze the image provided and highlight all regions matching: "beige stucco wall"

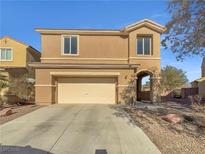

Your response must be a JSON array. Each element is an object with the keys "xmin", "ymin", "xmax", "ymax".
[
  {"xmin": 41, "ymin": 34, "xmax": 129, "ymax": 64},
  {"xmin": 128, "ymin": 27, "xmax": 161, "ymax": 74},
  {"xmin": 199, "ymin": 58, "xmax": 205, "ymax": 99},
  {"xmin": 40, "ymin": 27, "xmax": 160, "ymax": 67},
  {"xmin": 0, "ymin": 37, "xmax": 27, "ymax": 68},
  {"xmin": 129, "ymin": 27, "xmax": 160, "ymax": 58},
  {"xmin": 131, "ymin": 58, "xmax": 160, "ymax": 74},
  {"xmin": 35, "ymin": 68, "xmax": 135, "ymax": 104},
  {"xmin": 199, "ymin": 80, "xmax": 205, "ymax": 98},
  {"xmin": 202, "ymin": 57, "xmax": 205, "ymax": 77}
]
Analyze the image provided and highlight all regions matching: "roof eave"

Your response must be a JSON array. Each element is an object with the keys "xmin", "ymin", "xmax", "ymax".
[
  {"xmin": 29, "ymin": 63, "xmax": 139, "ymax": 69},
  {"xmin": 35, "ymin": 29, "xmax": 128, "ymax": 36},
  {"xmin": 34, "ymin": 19, "xmax": 166, "ymax": 35}
]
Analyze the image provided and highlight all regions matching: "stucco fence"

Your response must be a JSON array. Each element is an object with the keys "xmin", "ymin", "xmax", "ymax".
[{"xmin": 161, "ymin": 87, "xmax": 199, "ymax": 103}]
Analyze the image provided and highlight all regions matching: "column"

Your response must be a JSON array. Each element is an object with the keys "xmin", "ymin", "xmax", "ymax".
[{"xmin": 150, "ymin": 76, "xmax": 161, "ymax": 103}]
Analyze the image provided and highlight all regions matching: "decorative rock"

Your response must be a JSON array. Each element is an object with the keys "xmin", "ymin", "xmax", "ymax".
[
  {"xmin": 136, "ymin": 110, "xmax": 144, "ymax": 117},
  {"xmin": 162, "ymin": 114, "xmax": 183, "ymax": 123},
  {"xmin": 186, "ymin": 124, "xmax": 198, "ymax": 132},
  {"xmin": 172, "ymin": 124, "xmax": 184, "ymax": 131},
  {"xmin": 0, "ymin": 108, "xmax": 12, "ymax": 116}
]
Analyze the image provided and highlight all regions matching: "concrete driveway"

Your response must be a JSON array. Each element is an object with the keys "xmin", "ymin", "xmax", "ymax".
[{"xmin": 0, "ymin": 104, "xmax": 160, "ymax": 154}]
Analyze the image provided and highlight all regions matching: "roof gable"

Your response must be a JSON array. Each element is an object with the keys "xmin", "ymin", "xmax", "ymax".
[
  {"xmin": 0, "ymin": 36, "xmax": 40, "ymax": 54},
  {"xmin": 1, "ymin": 36, "xmax": 28, "ymax": 47},
  {"xmin": 121, "ymin": 19, "xmax": 166, "ymax": 33},
  {"xmin": 193, "ymin": 76, "xmax": 205, "ymax": 83}
]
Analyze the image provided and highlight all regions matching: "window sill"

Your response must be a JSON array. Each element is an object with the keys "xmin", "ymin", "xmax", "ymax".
[
  {"xmin": 61, "ymin": 54, "xmax": 79, "ymax": 57},
  {"xmin": 136, "ymin": 54, "xmax": 153, "ymax": 56},
  {"xmin": 0, "ymin": 60, "xmax": 13, "ymax": 62},
  {"xmin": 129, "ymin": 56, "xmax": 160, "ymax": 60}
]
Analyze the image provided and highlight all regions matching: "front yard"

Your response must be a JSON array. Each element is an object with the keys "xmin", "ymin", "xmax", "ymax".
[
  {"xmin": 122, "ymin": 102, "xmax": 205, "ymax": 154},
  {"xmin": 1, "ymin": 100, "xmax": 204, "ymax": 153},
  {"xmin": 0, "ymin": 104, "xmax": 42, "ymax": 125}
]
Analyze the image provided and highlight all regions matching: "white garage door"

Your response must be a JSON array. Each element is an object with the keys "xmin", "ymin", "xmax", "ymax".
[{"xmin": 57, "ymin": 77, "xmax": 116, "ymax": 104}]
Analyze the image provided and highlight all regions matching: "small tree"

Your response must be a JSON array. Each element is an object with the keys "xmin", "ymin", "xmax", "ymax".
[
  {"xmin": 0, "ymin": 70, "xmax": 9, "ymax": 106},
  {"xmin": 160, "ymin": 65, "xmax": 188, "ymax": 93},
  {"xmin": 0, "ymin": 70, "xmax": 8, "ymax": 91},
  {"xmin": 162, "ymin": 0, "xmax": 205, "ymax": 60}
]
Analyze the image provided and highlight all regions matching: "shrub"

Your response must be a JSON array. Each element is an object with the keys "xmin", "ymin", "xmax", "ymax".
[
  {"xmin": 173, "ymin": 89, "xmax": 181, "ymax": 98},
  {"xmin": 188, "ymin": 95, "xmax": 202, "ymax": 105}
]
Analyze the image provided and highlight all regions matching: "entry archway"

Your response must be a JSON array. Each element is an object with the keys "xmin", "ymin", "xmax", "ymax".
[{"xmin": 136, "ymin": 69, "xmax": 154, "ymax": 102}]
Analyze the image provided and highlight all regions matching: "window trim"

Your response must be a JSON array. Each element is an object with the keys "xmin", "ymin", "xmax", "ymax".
[
  {"xmin": 0, "ymin": 47, "xmax": 13, "ymax": 61},
  {"xmin": 61, "ymin": 35, "xmax": 79, "ymax": 56},
  {"xmin": 136, "ymin": 35, "xmax": 152, "ymax": 56}
]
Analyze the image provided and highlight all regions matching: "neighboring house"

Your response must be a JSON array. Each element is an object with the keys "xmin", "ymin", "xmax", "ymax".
[
  {"xmin": 191, "ymin": 57, "xmax": 205, "ymax": 99},
  {"xmin": 0, "ymin": 36, "xmax": 41, "ymax": 102},
  {"xmin": 202, "ymin": 57, "xmax": 205, "ymax": 77},
  {"xmin": 30, "ymin": 19, "xmax": 166, "ymax": 105}
]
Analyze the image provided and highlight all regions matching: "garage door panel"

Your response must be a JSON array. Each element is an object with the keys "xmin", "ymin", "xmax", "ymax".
[
  {"xmin": 58, "ymin": 77, "xmax": 116, "ymax": 83},
  {"xmin": 58, "ymin": 78, "xmax": 116, "ymax": 104}
]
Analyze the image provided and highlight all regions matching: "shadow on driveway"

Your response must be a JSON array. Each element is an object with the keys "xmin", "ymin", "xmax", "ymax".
[
  {"xmin": 0, "ymin": 145, "xmax": 53, "ymax": 154},
  {"xmin": 110, "ymin": 105, "xmax": 144, "ymax": 127},
  {"xmin": 95, "ymin": 149, "xmax": 108, "ymax": 154}
]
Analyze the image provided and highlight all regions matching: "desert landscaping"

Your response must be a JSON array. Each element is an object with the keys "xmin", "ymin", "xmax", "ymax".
[
  {"xmin": 0, "ymin": 104, "xmax": 42, "ymax": 125},
  {"xmin": 121, "ymin": 101, "xmax": 205, "ymax": 154}
]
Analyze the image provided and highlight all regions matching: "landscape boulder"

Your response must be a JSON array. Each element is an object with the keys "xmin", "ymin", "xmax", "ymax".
[
  {"xmin": 0, "ymin": 108, "xmax": 12, "ymax": 117},
  {"xmin": 162, "ymin": 114, "xmax": 183, "ymax": 123}
]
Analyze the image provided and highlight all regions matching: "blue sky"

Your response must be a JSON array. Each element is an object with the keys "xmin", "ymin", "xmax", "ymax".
[{"xmin": 0, "ymin": 0, "xmax": 202, "ymax": 81}]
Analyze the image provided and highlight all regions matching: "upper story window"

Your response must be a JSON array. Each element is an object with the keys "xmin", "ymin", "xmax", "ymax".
[
  {"xmin": 0, "ymin": 48, "xmax": 13, "ymax": 61},
  {"xmin": 137, "ymin": 36, "xmax": 152, "ymax": 55},
  {"xmin": 62, "ymin": 35, "xmax": 78, "ymax": 55}
]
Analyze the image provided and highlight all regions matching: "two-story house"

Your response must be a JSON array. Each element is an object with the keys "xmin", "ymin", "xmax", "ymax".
[
  {"xmin": 0, "ymin": 36, "xmax": 41, "ymax": 102},
  {"xmin": 31, "ymin": 19, "xmax": 166, "ymax": 105}
]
